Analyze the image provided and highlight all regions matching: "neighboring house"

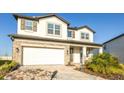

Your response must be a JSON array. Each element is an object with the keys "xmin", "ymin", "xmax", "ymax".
[
  {"xmin": 103, "ymin": 33, "xmax": 124, "ymax": 63},
  {"xmin": 9, "ymin": 13, "xmax": 102, "ymax": 65}
]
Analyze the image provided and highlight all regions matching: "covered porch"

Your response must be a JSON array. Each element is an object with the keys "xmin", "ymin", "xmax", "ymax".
[{"xmin": 66, "ymin": 45, "xmax": 103, "ymax": 65}]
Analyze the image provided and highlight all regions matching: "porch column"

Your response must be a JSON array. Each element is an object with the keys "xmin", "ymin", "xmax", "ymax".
[
  {"xmin": 65, "ymin": 45, "xmax": 70, "ymax": 65},
  {"xmin": 99, "ymin": 47, "xmax": 103, "ymax": 54},
  {"xmin": 82, "ymin": 46, "xmax": 87, "ymax": 64}
]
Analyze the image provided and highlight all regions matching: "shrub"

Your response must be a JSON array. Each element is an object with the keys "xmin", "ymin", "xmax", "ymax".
[
  {"xmin": 0, "ymin": 75, "xmax": 4, "ymax": 80},
  {"xmin": 0, "ymin": 60, "xmax": 11, "ymax": 66},
  {"xmin": 0, "ymin": 61, "xmax": 18, "ymax": 72},
  {"xmin": 107, "ymin": 66, "xmax": 123, "ymax": 75},
  {"xmin": 0, "ymin": 61, "xmax": 19, "ymax": 79},
  {"xmin": 119, "ymin": 64, "xmax": 124, "ymax": 70},
  {"xmin": 85, "ymin": 52, "xmax": 122, "ymax": 75}
]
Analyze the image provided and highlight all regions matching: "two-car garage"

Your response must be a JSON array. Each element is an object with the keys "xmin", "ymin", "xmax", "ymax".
[{"xmin": 23, "ymin": 47, "xmax": 64, "ymax": 65}]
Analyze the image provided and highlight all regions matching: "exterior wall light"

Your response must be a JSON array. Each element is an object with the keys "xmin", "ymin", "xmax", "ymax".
[{"xmin": 16, "ymin": 48, "xmax": 19, "ymax": 53}]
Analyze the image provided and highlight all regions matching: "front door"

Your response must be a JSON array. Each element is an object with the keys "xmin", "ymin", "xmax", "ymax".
[{"xmin": 73, "ymin": 47, "xmax": 81, "ymax": 63}]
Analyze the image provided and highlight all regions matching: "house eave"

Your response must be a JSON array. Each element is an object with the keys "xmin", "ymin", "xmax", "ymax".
[
  {"xmin": 77, "ymin": 25, "xmax": 96, "ymax": 33},
  {"xmin": 8, "ymin": 34, "xmax": 102, "ymax": 47},
  {"xmin": 36, "ymin": 14, "xmax": 70, "ymax": 25},
  {"xmin": 12, "ymin": 13, "xmax": 70, "ymax": 25},
  {"xmin": 13, "ymin": 13, "xmax": 38, "ymax": 21},
  {"xmin": 68, "ymin": 26, "xmax": 96, "ymax": 33}
]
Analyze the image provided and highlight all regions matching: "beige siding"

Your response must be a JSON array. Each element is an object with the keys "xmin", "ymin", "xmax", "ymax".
[
  {"xmin": 17, "ymin": 17, "xmax": 94, "ymax": 42},
  {"xmin": 67, "ymin": 28, "xmax": 94, "ymax": 42},
  {"xmin": 76, "ymin": 28, "xmax": 94, "ymax": 42},
  {"xmin": 17, "ymin": 17, "xmax": 68, "ymax": 40}
]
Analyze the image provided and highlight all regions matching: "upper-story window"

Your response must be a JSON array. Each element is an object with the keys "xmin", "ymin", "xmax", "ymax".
[
  {"xmin": 68, "ymin": 31, "xmax": 73, "ymax": 38},
  {"xmin": 81, "ymin": 33, "xmax": 85, "ymax": 39},
  {"xmin": 21, "ymin": 19, "xmax": 37, "ymax": 32},
  {"xmin": 48, "ymin": 23, "xmax": 54, "ymax": 34},
  {"xmin": 55, "ymin": 25, "xmax": 60, "ymax": 35},
  {"xmin": 47, "ymin": 23, "xmax": 61, "ymax": 35},
  {"xmin": 67, "ymin": 31, "xmax": 75, "ymax": 38},
  {"xmin": 86, "ymin": 33, "xmax": 89, "ymax": 39},
  {"xmin": 81, "ymin": 32, "xmax": 89, "ymax": 40},
  {"xmin": 25, "ymin": 20, "xmax": 33, "ymax": 30}
]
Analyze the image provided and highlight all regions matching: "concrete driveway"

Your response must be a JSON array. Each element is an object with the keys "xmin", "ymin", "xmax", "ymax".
[{"xmin": 20, "ymin": 65, "xmax": 105, "ymax": 80}]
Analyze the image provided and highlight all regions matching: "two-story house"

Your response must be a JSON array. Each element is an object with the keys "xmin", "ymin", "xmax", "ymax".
[{"xmin": 9, "ymin": 13, "xmax": 103, "ymax": 65}]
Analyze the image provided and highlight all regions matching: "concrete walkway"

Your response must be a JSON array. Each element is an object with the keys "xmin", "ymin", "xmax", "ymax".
[{"xmin": 21, "ymin": 65, "xmax": 105, "ymax": 80}]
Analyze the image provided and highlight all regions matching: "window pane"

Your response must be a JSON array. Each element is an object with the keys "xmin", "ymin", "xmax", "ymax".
[
  {"xmin": 48, "ymin": 23, "xmax": 54, "ymax": 34},
  {"xmin": 55, "ymin": 30, "xmax": 60, "ymax": 35},
  {"xmin": 48, "ymin": 29, "xmax": 53, "ymax": 34},
  {"xmin": 86, "ymin": 33, "xmax": 89, "ymax": 39},
  {"xmin": 48, "ymin": 23, "xmax": 53, "ymax": 29},
  {"xmin": 55, "ymin": 25, "xmax": 60, "ymax": 35},
  {"xmin": 26, "ymin": 20, "xmax": 32, "ymax": 26},
  {"xmin": 25, "ymin": 20, "xmax": 33, "ymax": 30},
  {"xmin": 48, "ymin": 23, "xmax": 60, "ymax": 35},
  {"xmin": 68, "ymin": 31, "xmax": 72, "ymax": 37},
  {"xmin": 25, "ymin": 26, "xmax": 32, "ymax": 30},
  {"xmin": 55, "ymin": 25, "xmax": 60, "ymax": 29},
  {"xmin": 26, "ymin": 21, "xmax": 32, "ymax": 26},
  {"xmin": 81, "ymin": 33, "xmax": 85, "ymax": 39}
]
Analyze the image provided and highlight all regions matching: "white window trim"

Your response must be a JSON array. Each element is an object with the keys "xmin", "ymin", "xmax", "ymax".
[
  {"xmin": 48, "ymin": 23, "xmax": 54, "ymax": 34},
  {"xmin": 46, "ymin": 22, "xmax": 62, "ymax": 37},
  {"xmin": 86, "ymin": 33, "xmax": 89, "ymax": 39},
  {"xmin": 80, "ymin": 32, "xmax": 90, "ymax": 40},
  {"xmin": 25, "ymin": 20, "xmax": 33, "ymax": 31},
  {"xmin": 21, "ymin": 19, "xmax": 38, "ymax": 33},
  {"xmin": 68, "ymin": 30, "xmax": 73, "ymax": 38}
]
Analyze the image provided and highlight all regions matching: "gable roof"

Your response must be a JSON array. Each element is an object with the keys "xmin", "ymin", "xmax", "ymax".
[
  {"xmin": 68, "ymin": 25, "xmax": 96, "ymax": 33},
  {"xmin": 13, "ymin": 13, "xmax": 96, "ymax": 33},
  {"xmin": 77, "ymin": 26, "xmax": 96, "ymax": 33},
  {"xmin": 36, "ymin": 13, "xmax": 70, "ymax": 25},
  {"xmin": 68, "ymin": 27, "xmax": 78, "ymax": 30},
  {"xmin": 13, "ymin": 13, "xmax": 70, "ymax": 25},
  {"xmin": 103, "ymin": 33, "xmax": 124, "ymax": 44},
  {"xmin": 13, "ymin": 14, "xmax": 37, "ymax": 20}
]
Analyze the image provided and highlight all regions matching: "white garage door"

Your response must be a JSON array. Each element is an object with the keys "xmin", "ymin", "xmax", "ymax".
[{"xmin": 23, "ymin": 47, "xmax": 64, "ymax": 65}]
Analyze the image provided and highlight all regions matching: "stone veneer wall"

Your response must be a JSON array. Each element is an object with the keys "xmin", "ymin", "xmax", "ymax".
[
  {"xmin": 12, "ymin": 38, "xmax": 71, "ymax": 65},
  {"xmin": 12, "ymin": 38, "xmax": 102, "ymax": 65}
]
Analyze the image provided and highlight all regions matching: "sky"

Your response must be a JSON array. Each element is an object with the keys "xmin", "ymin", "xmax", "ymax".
[{"xmin": 0, "ymin": 13, "xmax": 124, "ymax": 56}]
